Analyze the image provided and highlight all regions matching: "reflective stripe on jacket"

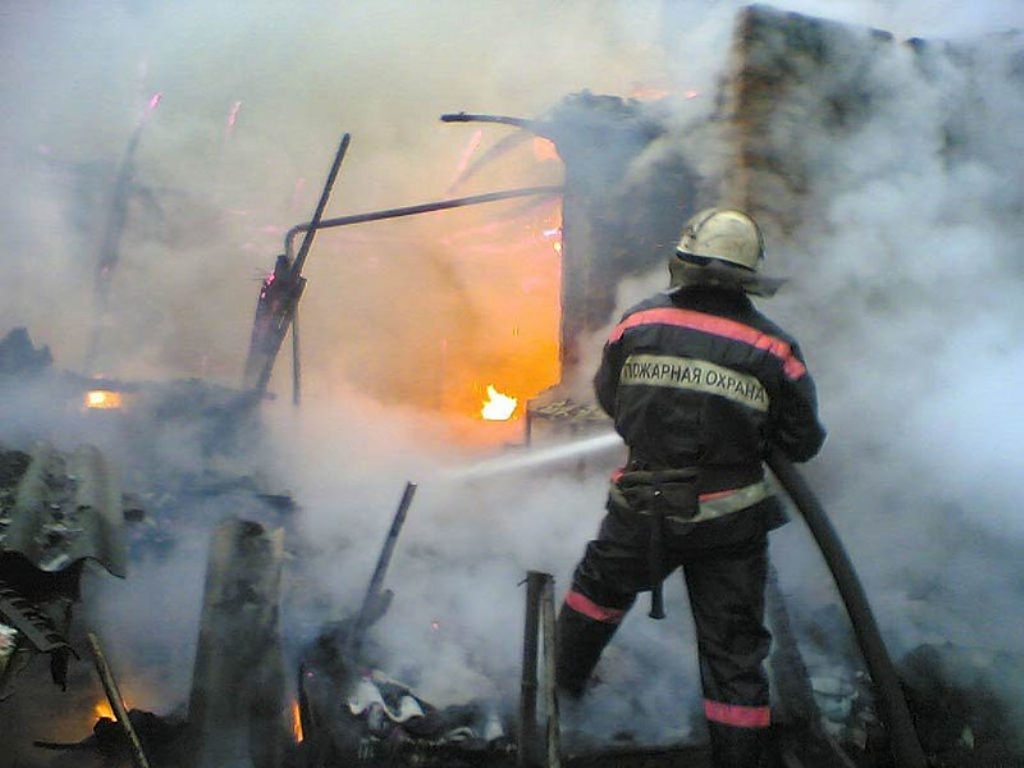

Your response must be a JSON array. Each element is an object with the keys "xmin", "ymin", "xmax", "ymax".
[{"xmin": 594, "ymin": 287, "xmax": 825, "ymax": 494}]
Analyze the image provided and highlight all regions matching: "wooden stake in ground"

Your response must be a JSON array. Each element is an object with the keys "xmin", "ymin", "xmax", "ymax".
[
  {"xmin": 540, "ymin": 576, "xmax": 562, "ymax": 768},
  {"xmin": 87, "ymin": 631, "xmax": 152, "ymax": 768},
  {"xmin": 519, "ymin": 571, "xmax": 562, "ymax": 768}
]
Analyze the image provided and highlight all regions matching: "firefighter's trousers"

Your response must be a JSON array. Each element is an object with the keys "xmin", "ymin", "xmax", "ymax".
[{"xmin": 556, "ymin": 496, "xmax": 775, "ymax": 767}]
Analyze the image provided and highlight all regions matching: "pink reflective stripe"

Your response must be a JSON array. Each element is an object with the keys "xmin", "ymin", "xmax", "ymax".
[
  {"xmin": 703, "ymin": 699, "xmax": 771, "ymax": 728},
  {"xmin": 698, "ymin": 489, "xmax": 733, "ymax": 501},
  {"xmin": 564, "ymin": 590, "xmax": 626, "ymax": 624},
  {"xmin": 608, "ymin": 307, "xmax": 806, "ymax": 380}
]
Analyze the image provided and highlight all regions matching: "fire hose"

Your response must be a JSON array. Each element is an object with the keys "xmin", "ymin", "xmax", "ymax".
[{"xmin": 767, "ymin": 448, "xmax": 926, "ymax": 768}]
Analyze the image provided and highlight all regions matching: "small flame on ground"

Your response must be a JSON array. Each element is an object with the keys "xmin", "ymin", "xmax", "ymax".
[
  {"xmin": 542, "ymin": 226, "xmax": 563, "ymax": 255},
  {"xmin": 291, "ymin": 699, "xmax": 304, "ymax": 743},
  {"xmin": 481, "ymin": 385, "xmax": 517, "ymax": 421},
  {"xmin": 94, "ymin": 699, "xmax": 114, "ymax": 720},
  {"xmin": 84, "ymin": 390, "xmax": 123, "ymax": 410}
]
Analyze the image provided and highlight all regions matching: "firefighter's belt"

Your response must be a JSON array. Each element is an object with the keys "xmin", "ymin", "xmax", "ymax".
[{"xmin": 610, "ymin": 471, "xmax": 771, "ymax": 524}]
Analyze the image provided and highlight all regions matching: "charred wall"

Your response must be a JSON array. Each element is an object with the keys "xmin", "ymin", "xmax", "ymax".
[
  {"xmin": 720, "ymin": 4, "xmax": 1024, "ymax": 241},
  {"xmin": 544, "ymin": 92, "xmax": 700, "ymax": 370}
]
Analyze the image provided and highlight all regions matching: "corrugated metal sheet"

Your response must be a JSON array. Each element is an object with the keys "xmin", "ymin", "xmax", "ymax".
[{"xmin": 1, "ymin": 442, "xmax": 126, "ymax": 578}]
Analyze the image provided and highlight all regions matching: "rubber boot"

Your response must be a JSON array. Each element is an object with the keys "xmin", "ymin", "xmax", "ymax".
[
  {"xmin": 554, "ymin": 605, "xmax": 618, "ymax": 698},
  {"xmin": 707, "ymin": 722, "xmax": 775, "ymax": 768}
]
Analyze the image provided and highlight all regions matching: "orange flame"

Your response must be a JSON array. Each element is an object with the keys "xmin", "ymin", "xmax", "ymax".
[
  {"xmin": 481, "ymin": 385, "xmax": 517, "ymax": 421},
  {"xmin": 94, "ymin": 699, "xmax": 115, "ymax": 720},
  {"xmin": 313, "ymin": 131, "xmax": 563, "ymax": 444},
  {"xmin": 84, "ymin": 390, "xmax": 123, "ymax": 410},
  {"xmin": 291, "ymin": 699, "xmax": 304, "ymax": 743}
]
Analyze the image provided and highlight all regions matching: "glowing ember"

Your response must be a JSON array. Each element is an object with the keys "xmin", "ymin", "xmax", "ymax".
[
  {"xmin": 291, "ymin": 699, "xmax": 304, "ymax": 743},
  {"xmin": 84, "ymin": 390, "xmax": 123, "ymax": 410},
  {"xmin": 481, "ymin": 385, "xmax": 517, "ymax": 421},
  {"xmin": 226, "ymin": 100, "xmax": 242, "ymax": 132}
]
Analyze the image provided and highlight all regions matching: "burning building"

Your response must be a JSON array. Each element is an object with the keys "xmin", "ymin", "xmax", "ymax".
[{"xmin": 1, "ymin": 2, "xmax": 1024, "ymax": 768}]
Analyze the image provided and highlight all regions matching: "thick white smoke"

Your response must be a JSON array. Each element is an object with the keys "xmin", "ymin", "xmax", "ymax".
[{"xmin": 1, "ymin": 0, "xmax": 1023, "ymax": 758}]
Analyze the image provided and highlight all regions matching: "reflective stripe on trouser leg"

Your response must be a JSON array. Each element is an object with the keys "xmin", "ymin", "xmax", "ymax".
[
  {"xmin": 556, "ymin": 502, "xmax": 647, "ymax": 697},
  {"xmin": 555, "ymin": 596, "xmax": 622, "ymax": 698},
  {"xmin": 682, "ymin": 534, "xmax": 771, "ymax": 736},
  {"xmin": 564, "ymin": 589, "xmax": 627, "ymax": 623}
]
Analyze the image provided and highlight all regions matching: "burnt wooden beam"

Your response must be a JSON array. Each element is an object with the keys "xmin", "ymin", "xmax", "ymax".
[
  {"xmin": 187, "ymin": 517, "xmax": 286, "ymax": 768},
  {"xmin": 519, "ymin": 571, "xmax": 561, "ymax": 768},
  {"xmin": 87, "ymin": 631, "xmax": 152, "ymax": 768}
]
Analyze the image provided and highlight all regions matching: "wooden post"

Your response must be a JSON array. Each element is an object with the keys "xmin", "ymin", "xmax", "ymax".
[
  {"xmin": 87, "ymin": 632, "xmax": 152, "ymax": 768},
  {"xmin": 187, "ymin": 517, "xmax": 286, "ymax": 768},
  {"xmin": 518, "ymin": 572, "xmax": 544, "ymax": 767},
  {"xmin": 519, "ymin": 571, "xmax": 562, "ymax": 768},
  {"xmin": 540, "ymin": 576, "xmax": 562, "ymax": 768}
]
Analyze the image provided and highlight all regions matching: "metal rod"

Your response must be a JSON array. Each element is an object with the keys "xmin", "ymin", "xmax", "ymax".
[
  {"xmin": 87, "ymin": 632, "xmax": 152, "ymax": 768},
  {"xmin": 518, "ymin": 571, "xmax": 545, "ymax": 768},
  {"xmin": 767, "ymin": 449, "xmax": 926, "ymax": 768},
  {"xmin": 289, "ymin": 133, "xmax": 351, "ymax": 273},
  {"xmin": 440, "ymin": 112, "xmax": 535, "ymax": 129},
  {"xmin": 284, "ymin": 185, "xmax": 564, "ymax": 257},
  {"xmin": 251, "ymin": 133, "xmax": 348, "ymax": 396},
  {"xmin": 347, "ymin": 481, "xmax": 418, "ymax": 658}
]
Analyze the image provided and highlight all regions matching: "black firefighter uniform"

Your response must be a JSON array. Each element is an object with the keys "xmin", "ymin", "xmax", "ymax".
[{"xmin": 556, "ymin": 285, "xmax": 826, "ymax": 763}]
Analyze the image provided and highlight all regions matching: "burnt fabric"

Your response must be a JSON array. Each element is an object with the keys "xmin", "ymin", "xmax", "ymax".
[{"xmin": 558, "ymin": 285, "xmax": 825, "ymax": 768}]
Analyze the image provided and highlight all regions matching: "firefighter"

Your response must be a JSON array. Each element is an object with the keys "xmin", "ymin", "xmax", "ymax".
[{"xmin": 555, "ymin": 207, "xmax": 826, "ymax": 766}]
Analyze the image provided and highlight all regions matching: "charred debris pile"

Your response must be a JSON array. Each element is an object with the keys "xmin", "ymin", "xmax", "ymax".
[{"xmin": 3, "ymin": 328, "xmax": 1023, "ymax": 768}]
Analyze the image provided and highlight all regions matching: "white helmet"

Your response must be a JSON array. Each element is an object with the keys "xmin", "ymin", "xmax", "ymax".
[
  {"xmin": 677, "ymin": 208, "xmax": 764, "ymax": 269},
  {"xmin": 669, "ymin": 207, "xmax": 783, "ymax": 296}
]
